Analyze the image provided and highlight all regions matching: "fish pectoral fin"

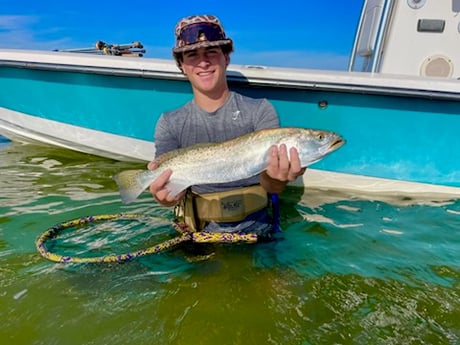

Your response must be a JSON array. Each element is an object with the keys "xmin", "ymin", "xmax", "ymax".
[{"xmin": 165, "ymin": 180, "xmax": 190, "ymax": 197}]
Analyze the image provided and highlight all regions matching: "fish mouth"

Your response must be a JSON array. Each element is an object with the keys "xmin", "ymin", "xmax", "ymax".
[{"xmin": 330, "ymin": 139, "xmax": 345, "ymax": 150}]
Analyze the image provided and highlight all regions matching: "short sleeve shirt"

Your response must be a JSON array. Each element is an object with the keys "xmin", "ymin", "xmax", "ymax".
[
  {"xmin": 154, "ymin": 92, "xmax": 280, "ymax": 193},
  {"xmin": 154, "ymin": 91, "xmax": 279, "ymax": 194}
]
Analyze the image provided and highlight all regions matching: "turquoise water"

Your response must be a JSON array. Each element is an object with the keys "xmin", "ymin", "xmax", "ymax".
[{"xmin": 0, "ymin": 141, "xmax": 459, "ymax": 344}]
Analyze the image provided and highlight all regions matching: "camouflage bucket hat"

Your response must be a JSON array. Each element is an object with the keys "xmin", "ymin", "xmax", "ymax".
[{"xmin": 173, "ymin": 14, "xmax": 233, "ymax": 53}]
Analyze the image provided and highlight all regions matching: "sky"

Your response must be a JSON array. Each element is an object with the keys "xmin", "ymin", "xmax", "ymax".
[{"xmin": 0, "ymin": 1, "xmax": 363, "ymax": 70}]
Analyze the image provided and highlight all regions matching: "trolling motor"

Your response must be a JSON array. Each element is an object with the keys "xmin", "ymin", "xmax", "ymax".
[{"xmin": 54, "ymin": 41, "xmax": 146, "ymax": 57}]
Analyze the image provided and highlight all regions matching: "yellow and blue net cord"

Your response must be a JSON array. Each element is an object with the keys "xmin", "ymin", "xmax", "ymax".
[{"xmin": 35, "ymin": 213, "xmax": 258, "ymax": 264}]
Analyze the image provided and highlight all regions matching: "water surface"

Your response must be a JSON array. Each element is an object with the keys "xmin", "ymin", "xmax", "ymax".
[{"xmin": 1, "ymin": 142, "xmax": 459, "ymax": 344}]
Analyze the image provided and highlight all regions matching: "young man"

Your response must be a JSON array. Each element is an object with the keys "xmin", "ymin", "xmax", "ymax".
[{"xmin": 148, "ymin": 15, "xmax": 305, "ymax": 236}]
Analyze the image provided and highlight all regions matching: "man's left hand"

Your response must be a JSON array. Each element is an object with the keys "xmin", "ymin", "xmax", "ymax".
[{"xmin": 260, "ymin": 144, "xmax": 306, "ymax": 194}]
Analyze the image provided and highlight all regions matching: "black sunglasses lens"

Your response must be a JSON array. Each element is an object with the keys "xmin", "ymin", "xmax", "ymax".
[{"xmin": 179, "ymin": 23, "xmax": 225, "ymax": 45}]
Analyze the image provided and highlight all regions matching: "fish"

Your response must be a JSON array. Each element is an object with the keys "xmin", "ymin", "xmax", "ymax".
[{"xmin": 113, "ymin": 127, "xmax": 345, "ymax": 203}]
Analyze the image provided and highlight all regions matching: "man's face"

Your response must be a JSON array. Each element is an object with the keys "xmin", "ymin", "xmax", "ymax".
[{"xmin": 181, "ymin": 46, "xmax": 229, "ymax": 95}]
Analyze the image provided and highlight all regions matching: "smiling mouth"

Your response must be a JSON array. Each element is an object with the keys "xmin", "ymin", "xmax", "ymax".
[{"xmin": 197, "ymin": 70, "xmax": 214, "ymax": 76}]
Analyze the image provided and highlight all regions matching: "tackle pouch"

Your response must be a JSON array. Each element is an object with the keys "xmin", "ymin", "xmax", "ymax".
[{"xmin": 175, "ymin": 185, "xmax": 268, "ymax": 231}]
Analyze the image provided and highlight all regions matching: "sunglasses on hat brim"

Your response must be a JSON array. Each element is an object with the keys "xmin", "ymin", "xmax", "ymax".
[{"xmin": 177, "ymin": 22, "xmax": 226, "ymax": 46}]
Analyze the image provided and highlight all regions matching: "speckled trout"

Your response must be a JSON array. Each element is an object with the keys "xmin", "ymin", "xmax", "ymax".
[{"xmin": 113, "ymin": 127, "xmax": 345, "ymax": 203}]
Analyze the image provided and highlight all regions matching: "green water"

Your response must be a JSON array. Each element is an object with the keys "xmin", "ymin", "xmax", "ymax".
[{"xmin": 0, "ymin": 141, "xmax": 459, "ymax": 345}]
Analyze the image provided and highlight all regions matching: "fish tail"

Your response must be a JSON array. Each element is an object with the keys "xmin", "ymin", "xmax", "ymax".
[{"xmin": 113, "ymin": 169, "xmax": 156, "ymax": 204}]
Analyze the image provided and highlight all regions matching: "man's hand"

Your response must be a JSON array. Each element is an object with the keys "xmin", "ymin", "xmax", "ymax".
[
  {"xmin": 148, "ymin": 162, "xmax": 185, "ymax": 207},
  {"xmin": 260, "ymin": 144, "xmax": 306, "ymax": 194}
]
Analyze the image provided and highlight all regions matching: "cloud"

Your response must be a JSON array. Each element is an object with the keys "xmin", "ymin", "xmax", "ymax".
[
  {"xmin": 0, "ymin": 15, "xmax": 70, "ymax": 50},
  {"xmin": 0, "ymin": 15, "xmax": 37, "ymax": 30},
  {"xmin": 232, "ymin": 49, "xmax": 350, "ymax": 71},
  {"xmin": 0, "ymin": 15, "xmax": 37, "ymax": 44}
]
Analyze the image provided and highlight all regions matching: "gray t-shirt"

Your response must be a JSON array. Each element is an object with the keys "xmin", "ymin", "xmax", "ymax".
[{"xmin": 154, "ymin": 91, "xmax": 279, "ymax": 194}]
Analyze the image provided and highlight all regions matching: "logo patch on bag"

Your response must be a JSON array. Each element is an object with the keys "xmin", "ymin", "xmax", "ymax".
[{"xmin": 220, "ymin": 195, "xmax": 244, "ymax": 218}]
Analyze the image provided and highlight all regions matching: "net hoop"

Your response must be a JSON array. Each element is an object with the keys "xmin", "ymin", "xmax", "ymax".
[{"xmin": 36, "ymin": 213, "xmax": 258, "ymax": 264}]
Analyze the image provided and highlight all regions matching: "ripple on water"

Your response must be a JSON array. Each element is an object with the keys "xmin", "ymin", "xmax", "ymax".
[{"xmin": 0, "ymin": 143, "xmax": 459, "ymax": 344}]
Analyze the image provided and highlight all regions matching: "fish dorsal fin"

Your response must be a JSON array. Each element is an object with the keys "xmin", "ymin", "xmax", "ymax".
[{"xmin": 153, "ymin": 142, "xmax": 219, "ymax": 166}]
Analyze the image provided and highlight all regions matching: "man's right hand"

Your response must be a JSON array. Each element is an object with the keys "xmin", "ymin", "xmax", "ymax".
[{"xmin": 148, "ymin": 163, "xmax": 185, "ymax": 207}]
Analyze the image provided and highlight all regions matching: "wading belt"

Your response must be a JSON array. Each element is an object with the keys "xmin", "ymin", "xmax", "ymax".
[{"xmin": 176, "ymin": 185, "xmax": 269, "ymax": 231}]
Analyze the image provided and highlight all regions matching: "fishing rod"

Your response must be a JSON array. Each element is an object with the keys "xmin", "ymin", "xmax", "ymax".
[{"xmin": 54, "ymin": 40, "xmax": 146, "ymax": 57}]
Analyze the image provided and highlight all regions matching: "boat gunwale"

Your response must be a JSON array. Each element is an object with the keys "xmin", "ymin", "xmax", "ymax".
[{"xmin": 1, "ymin": 49, "xmax": 459, "ymax": 101}]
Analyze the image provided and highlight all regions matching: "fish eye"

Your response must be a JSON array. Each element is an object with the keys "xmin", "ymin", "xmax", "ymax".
[{"xmin": 316, "ymin": 133, "xmax": 324, "ymax": 141}]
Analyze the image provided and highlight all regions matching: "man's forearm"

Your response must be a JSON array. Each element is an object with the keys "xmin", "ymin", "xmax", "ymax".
[{"xmin": 260, "ymin": 171, "xmax": 288, "ymax": 194}]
